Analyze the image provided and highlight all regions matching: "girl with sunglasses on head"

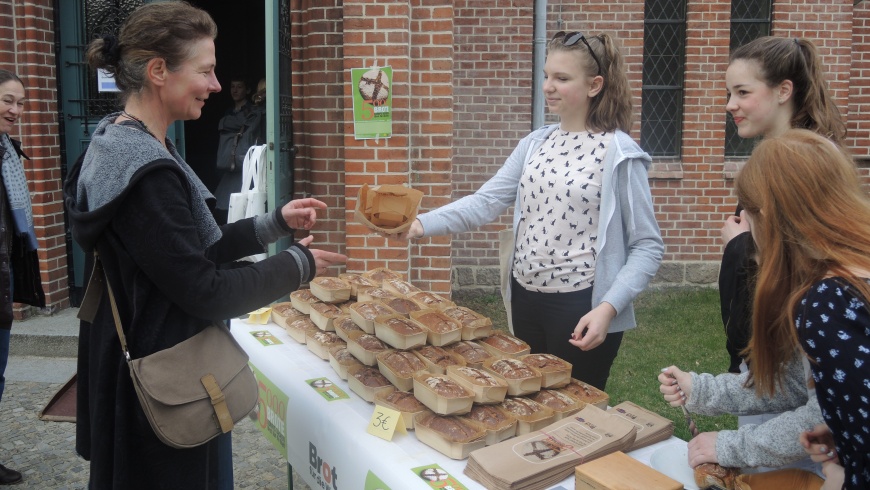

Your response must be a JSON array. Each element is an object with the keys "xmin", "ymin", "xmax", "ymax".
[{"xmin": 394, "ymin": 30, "xmax": 663, "ymax": 391}]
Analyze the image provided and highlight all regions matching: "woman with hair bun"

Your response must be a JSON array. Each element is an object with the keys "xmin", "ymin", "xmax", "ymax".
[{"xmin": 64, "ymin": 3, "xmax": 345, "ymax": 488}]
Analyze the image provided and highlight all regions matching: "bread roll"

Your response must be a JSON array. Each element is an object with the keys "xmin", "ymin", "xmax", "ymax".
[{"xmin": 694, "ymin": 463, "xmax": 739, "ymax": 489}]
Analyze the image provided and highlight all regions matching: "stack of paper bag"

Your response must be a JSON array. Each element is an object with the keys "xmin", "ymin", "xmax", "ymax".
[
  {"xmin": 354, "ymin": 184, "xmax": 423, "ymax": 234},
  {"xmin": 463, "ymin": 405, "xmax": 637, "ymax": 490},
  {"xmin": 606, "ymin": 401, "xmax": 674, "ymax": 451}
]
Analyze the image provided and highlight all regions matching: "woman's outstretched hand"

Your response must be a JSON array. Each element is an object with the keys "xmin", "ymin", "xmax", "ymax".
[{"xmin": 297, "ymin": 235, "xmax": 347, "ymax": 273}]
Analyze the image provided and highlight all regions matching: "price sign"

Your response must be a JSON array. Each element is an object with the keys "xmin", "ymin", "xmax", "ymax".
[
  {"xmin": 366, "ymin": 405, "xmax": 406, "ymax": 441},
  {"xmin": 245, "ymin": 307, "xmax": 272, "ymax": 324}
]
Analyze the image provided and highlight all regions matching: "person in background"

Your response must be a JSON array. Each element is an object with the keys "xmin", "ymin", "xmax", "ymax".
[
  {"xmin": 719, "ymin": 36, "xmax": 845, "ymax": 375},
  {"xmin": 393, "ymin": 30, "xmax": 663, "ymax": 390},
  {"xmin": 734, "ymin": 129, "xmax": 867, "ymax": 489},
  {"xmin": 225, "ymin": 76, "xmax": 251, "ymax": 118},
  {"xmin": 64, "ymin": 3, "xmax": 346, "ymax": 488},
  {"xmin": 0, "ymin": 68, "xmax": 45, "ymax": 486}
]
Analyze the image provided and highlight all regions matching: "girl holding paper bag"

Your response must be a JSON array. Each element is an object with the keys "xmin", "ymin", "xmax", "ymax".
[
  {"xmin": 395, "ymin": 31, "xmax": 663, "ymax": 390},
  {"xmin": 63, "ymin": 3, "xmax": 345, "ymax": 489}
]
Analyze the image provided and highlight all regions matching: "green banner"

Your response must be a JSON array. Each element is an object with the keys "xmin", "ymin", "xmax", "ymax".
[
  {"xmin": 250, "ymin": 364, "xmax": 289, "ymax": 459},
  {"xmin": 351, "ymin": 66, "xmax": 393, "ymax": 140}
]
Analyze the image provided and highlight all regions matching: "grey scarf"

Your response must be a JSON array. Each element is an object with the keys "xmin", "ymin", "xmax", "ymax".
[
  {"xmin": 77, "ymin": 113, "xmax": 221, "ymax": 247},
  {"xmin": 1, "ymin": 133, "xmax": 38, "ymax": 251}
]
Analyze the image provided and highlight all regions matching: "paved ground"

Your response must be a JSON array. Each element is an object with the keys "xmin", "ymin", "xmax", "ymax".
[{"xmin": 2, "ymin": 308, "xmax": 312, "ymax": 489}]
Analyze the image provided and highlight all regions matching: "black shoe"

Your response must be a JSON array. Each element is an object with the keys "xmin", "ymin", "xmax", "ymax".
[{"xmin": 0, "ymin": 463, "xmax": 22, "ymax": 485}]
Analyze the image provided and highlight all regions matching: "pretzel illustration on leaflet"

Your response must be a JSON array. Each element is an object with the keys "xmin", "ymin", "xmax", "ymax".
[{"xmin": 358, "ymin": 68, "xmax": 390, "ymax": 104}]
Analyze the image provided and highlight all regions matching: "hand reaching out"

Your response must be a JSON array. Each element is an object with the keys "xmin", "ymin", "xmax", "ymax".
[
  {"xmin": 381, "ymin": 218, "xmax": 424, "ymax": 241},
  {"xmin": 297, "ymin": 235, "xmax": 347, "ymax": 274},
  {"xmin": 658, "ymin": 365, "xmax": 693, "ymax": 407},
  {"xmin": 281, "ymin": 198, "xmax": 328, "ymax": 231}
]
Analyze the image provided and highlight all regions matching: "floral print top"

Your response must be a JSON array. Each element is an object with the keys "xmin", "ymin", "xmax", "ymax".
[{"xmin": 796, "ymin": 277, "xmax": 870, "ymax": 489}]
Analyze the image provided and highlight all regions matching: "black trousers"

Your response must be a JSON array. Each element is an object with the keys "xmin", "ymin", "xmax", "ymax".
[{"xmin": 510, "ymin": 277, "xmax": 623, "ymax": 390}]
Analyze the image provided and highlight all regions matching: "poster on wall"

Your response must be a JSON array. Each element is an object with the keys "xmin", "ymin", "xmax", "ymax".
[{"xmin": 351, "ymin": 66, "xmax": 393, "ymax": 140}]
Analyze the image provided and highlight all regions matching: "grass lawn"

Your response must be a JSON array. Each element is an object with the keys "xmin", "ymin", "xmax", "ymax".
[{"xmin": 453, "ymin": 287, "xmax": 738, "ymax": 441}]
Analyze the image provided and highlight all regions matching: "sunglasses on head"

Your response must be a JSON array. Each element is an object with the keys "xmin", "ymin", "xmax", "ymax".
[{"xmin": 552, "ymin": 31, "xmax": 602, "ymax": 75}]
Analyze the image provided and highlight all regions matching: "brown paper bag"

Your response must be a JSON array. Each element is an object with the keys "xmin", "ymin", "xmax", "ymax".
[{"xmin": 354, "ymin": 184, "xmax": 424, "ymax": 234}]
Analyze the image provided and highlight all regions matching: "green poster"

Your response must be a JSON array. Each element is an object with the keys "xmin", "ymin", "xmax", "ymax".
[
  {"xmin": 351, "ymin": 66, "xmax": 393, "ymax": 140},
  {"xmin": 305, "ymin": 376, "xmax": 350, "ymax": 401},
  {"xmin": 411, "ymin": 464, "xmax": 469, "ymax": 490},
  {"xmin": 250, "ymin": 364, "xmax": 289, "ymax": 459}
]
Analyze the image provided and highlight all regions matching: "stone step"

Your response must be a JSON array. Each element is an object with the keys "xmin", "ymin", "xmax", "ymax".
[{"xmin": 10, "ymin": 307, "xmax": 79, "ymax": 358}]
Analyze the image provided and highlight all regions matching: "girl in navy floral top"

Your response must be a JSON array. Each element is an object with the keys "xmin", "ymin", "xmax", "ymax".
[{"xmin": 735, "ymin": 129, "xmax": 870, "ymax": 489}]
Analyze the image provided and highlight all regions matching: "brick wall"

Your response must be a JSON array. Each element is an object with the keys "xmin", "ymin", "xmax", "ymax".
[{"xmin": 0, "ymin": 0, "xmax": 68, "ymax": 316}]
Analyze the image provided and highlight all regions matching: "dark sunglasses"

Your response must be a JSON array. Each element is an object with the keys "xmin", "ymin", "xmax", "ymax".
[{"xmin": 552, "ymin": 31, "xmax": 602, "ymax": 75}]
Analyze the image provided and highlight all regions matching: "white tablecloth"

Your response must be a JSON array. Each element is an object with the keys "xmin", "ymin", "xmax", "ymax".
[{"xmin": 231, "ymin": 319, "xmax": 688, "ymax": 490}]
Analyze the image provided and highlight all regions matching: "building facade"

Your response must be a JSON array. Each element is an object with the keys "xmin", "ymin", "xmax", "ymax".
[{"xmin": 1, "ymin": 0, "xmax": 868, "ymax": 315}]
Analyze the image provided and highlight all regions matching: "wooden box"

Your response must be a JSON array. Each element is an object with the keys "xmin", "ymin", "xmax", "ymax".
[
  {"xmin": 270, "ymin": 302, "xmax": 307, "ymax": 329},
  {"xmin": 439, "ymin": 305, "xmax": 493, "ymax": 340},
  {"xmin": 412, "ymin": 373, "xmax": 475, "ymax": 415},
  {"xmin": 446, "ymin": 365, "xmax": 508, "ymax": 405},
  {"xmin": 499, "ymin": 397, "xmax": 556, "ymax": 435},
  {"xmin": 444, "ymin": 341, "xmax": 495, "ymax": 369},
  {"xmin": 305, "ymin": 331, "xmax": 346, "ymax": 360},
  {"xmin": 460, "ymin": 404, "xmax": 517, "ymax": 445},
  {"xmin": 409, "ymin": 309, "xmax": 462, "ymax": 347},
  {"xmin": 478, "ymin": 333, "xmax": 531, "ymax": 359},
  {"xmin": 333, "ymin": 315, "xmax": 364, "ymax": 342},
  {"xmin": 575, "ymin": 451, "xmax": 683, "ymax": 490},
  {"xmin": 289, "ymin": 289, "xmax": 320, "ymax": 314},
  {"xmin": 376, "ymin": 350, "xmax": 428, "ymax": 392},
  {"xmin": 519, "ymin": 353, "xmax": 572, "ymax": 388},
  {"xmin": 338, "ymin": 273, "xmax": 378, "ymax": 299},
  {"xmin": 413, "ymin": 345, "xmax": 465, "ymax": 375},
  {"xmin": 309, "ymin": 302, "xmax": 345, "ymax": 331},
  {"xmin": 328, "ymin": 346, "xmax": 364, "ymax": 380},
  {"xmin": 373, "ymin": 314, "xmax": 427, "ymax": 350},
  {"xmin": 348, "ymin": 301, "xmax": 397, "ymax": 334},
  {"xmin": 283, "ymin": 317, "xmax": 320, "ymax": 344},
  {"xmin": 309, "ymin": 276, "xmax": 352, "ymax": 303},
  {"xmin": 346, "ymin": 365, "xmax": 395, "ymax": 403},
  {"xmin": 413, "ymin": 412, "xmax": 487, "ymax": 460},
  {"xmin": 345, "ymin": 330, "xmax": 393, "ymax": 366},
  {"xmin": 374, "ymin": 388, "xmax": 431, "ymax": 431},
  {"xmin": 482, "ymin": 357, "xmax": 542, "ymax": 396}
]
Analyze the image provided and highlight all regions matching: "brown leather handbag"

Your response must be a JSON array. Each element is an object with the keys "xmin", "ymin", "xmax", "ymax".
[{"xmin": 79, "ymin": 252, "xmax": 258, "ymax": 449}]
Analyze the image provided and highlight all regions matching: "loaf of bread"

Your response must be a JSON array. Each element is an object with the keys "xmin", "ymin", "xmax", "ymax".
[
  {"xmin": 463, "ymin": 405, "xmax": 513, "ymax": 428},
  {"xmin": 356, "ymin": 334, "xmax": 390, "ymax": 353},
  {"xmin": 383, "ymin": 297, "xmax": 421, "ymax": 315},
  {"xmin": 454, "ymin": 367, "xmax": 501, "ymax": 387},
  {"xmin": 335, "ymin": 316, "xmax": 363, "ymax": 335},
  {"xmin": 417, "ymin": 413, "xmax": 481, "ymax": 442},
  {"xmin": 357, "ymin": 287, "xmax": 396, "ymax": 302},
  {"xmin": 489, "ymin": 358, "xmax": 537, "ymax": 379},
  {"xmin": 500, "ymin": 397, "xmax": 547, "ymax": 417},
  {"xmin": 272, "ymin": 302, "xmax": 304, "ymax": 317},
  {"xmin": 521, "ymin": 354, "xmax": 570, "ymax": 372},
  {"xmin": 408, "ymin": 291, "xmax": 454, "ymax": 308},
  {"xmin": 290, "ymin": 289, "xmax": 319, "ymax": 304},
  {"xmin": 383, "ymin": 317, "xmax": 424, "ymax": 335},
  {"xmin": 312, "ymin": 277, "xmax": 350, "ymax": 290},
  {"xmin": 381, "ymin": 390, "xmax": 427, "ymax": 412},
  {"xmin": 445, "ymin": 341, "xmax": 493, "ymax": 364},
  {"xmin": 560, "ymin": 379, "xmax": 609, "ymax": 407},
  {"xmin": 310, "ymin": 302, "xmax": 344, "ymax": 317},
  {"xmin": 415, "ymin": 346, "xmax": 459, "ymax": 369},
  {"xmin": 339, "ymin": 273, "xmax": 377, "ymax": 295},
  {"xmin": 383, "ymin": 279, "xmax": 422, "ymax": 296},
  {"xmin": 380, "ymin": 351, "xmax": 427, "ymax": 377},
  {"xmin": 530, "ymin": 389, "xmax": 582, "ymax": 411},
  {"xmin": 423, "ymin": 375, "xmax": 471, "ymax": 398},
  {"xmin": 351, "ymin": 301, "xmax": 395, "ymax": 320},
  {"xmin": 694, "ymin": 463, "xmax": 739, "ymax": 489},
  {"xmin": 287, "ymin": 318, "xmax": 318, "ymax": 332},
  {"xmin": 352, "ymin": 367, "xmax": 392, "ymax": 388},
  {"xmin": 362, "ymin": 267, "xmax": 403, "ymax": 284},
  {"xmin": 414, "ymin": 312, "xmax": 459, "ymax": 333},
  {"xmin": 330, "ymin": 347, "xmax": 357, "ymax": 363},
  {"xmin": 311, "ymin": 331, "xmax": 343, "ymax": 346},
  {"xmin": 480, "ymin": 333, "xmax": 530, "ymax": 354}
]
